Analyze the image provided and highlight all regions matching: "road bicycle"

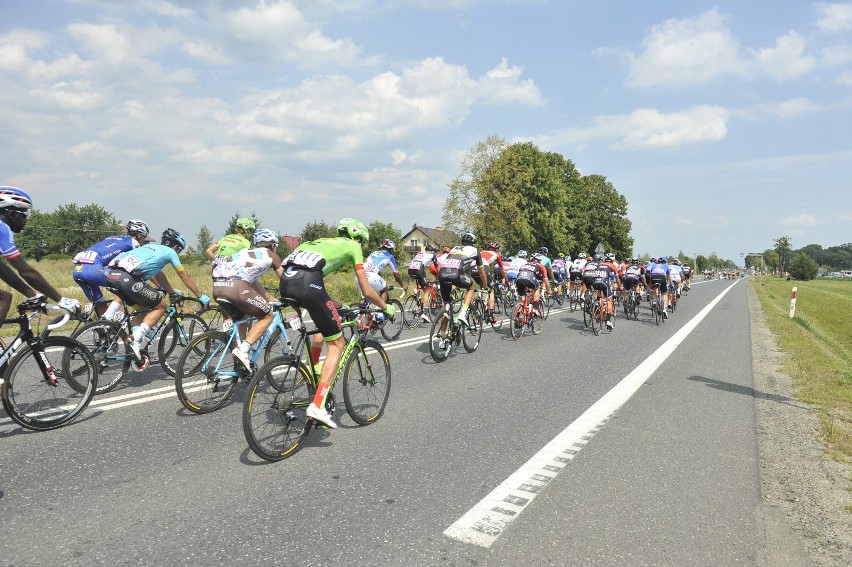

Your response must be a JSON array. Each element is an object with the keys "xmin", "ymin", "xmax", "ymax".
[
  {"xmin": 650, "ymin": 284, "xmax": 665, "ymax": 326},
  {"xmin": 622, "ymin": 287, "xmax": 640, "ymax": 320},
  {"xmin": 510, "ymin": 289, "xmax": 543, "ymax": 340},
  {"xmin": 175, "ymin": 302, "xmax": 297, "ymax": 414},
  {"xmin": 0, "ymin": 296, "xmax": 98, "ymax": 431},
  {"xmin": 586, "ymin": 287, "xmax": 614, "ymax": 336},
  {"xmin": 72, "ymin": 292, "xmax": 208, "ymax": 394},
  {"xmin": 429, "ymin": 297, "xmax": 483, "ymax": 362},
  {"xmin": 568, "ymin": 284, "xmax": 581, "ymax": 312},
  {"xmin": 242, "ymin": 301, "xmax": 391, "ymax": 461},
  {"xmin": 470, "ymin": 286, "xmax": 503, "ymax": 331},
  {"xmin": 494, "ymin": 281, "xmax": 516, "ymax": 316},
  {"xmin": 356, "ymin": 286, "xmax": 404, "ymax": 341},
  {"xmin": 402, "ymin": 280, "xmax": 443, "ymax": 329}
]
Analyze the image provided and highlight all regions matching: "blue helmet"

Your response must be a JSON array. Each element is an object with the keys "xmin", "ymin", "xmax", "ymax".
[{"xmin": 253, "ymin": 228, "xmax": 278, "ymax": 246}]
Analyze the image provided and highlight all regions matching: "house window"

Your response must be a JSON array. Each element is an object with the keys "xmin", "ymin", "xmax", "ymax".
[{"xmin": 410, "ymin": 239, "xmax": 418, "ymax": 248}]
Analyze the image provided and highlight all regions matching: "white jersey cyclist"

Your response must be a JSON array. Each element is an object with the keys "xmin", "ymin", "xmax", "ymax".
[
  {"xmin": 358, "ymin": 239, "xmax": 406, "ymax": 296},
  {"xmin": 212, "ymin": 247, "xmax": 276, "ymax": 284}
]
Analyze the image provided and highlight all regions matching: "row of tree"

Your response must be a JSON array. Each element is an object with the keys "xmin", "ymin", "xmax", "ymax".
[{"xmin": 745, "ymin": 236, "xmax": 850, "ymax": 280}]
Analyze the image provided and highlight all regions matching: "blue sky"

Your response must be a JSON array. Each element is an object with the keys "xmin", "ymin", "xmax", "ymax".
[{"xmin": 2, "ymin": 1, "xmax": 851, "ymax": 264}]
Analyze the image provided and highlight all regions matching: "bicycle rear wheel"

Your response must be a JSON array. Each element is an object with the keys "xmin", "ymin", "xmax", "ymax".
[
  {"xmin": 591, "ymin": 304, "xmax": 602, "ymax": 336},
  {"xmin": 243, "ymin": 356, "xmax": 314, "ymax": 461},
  {"xmin": 198, "ymin": 304, "xmax": 228, "ymax": 331},
  {"xmin": 175, "ymin": 331, "xmax": 240, "ymax": 414},
  {"xmin": 462, "ymin": 305, "xmax": 483, "ymax": 353},
  {"xmin": 380, "ymin": 299, "xmax": 404, "ymax": 341},
  {"xmin": 530, "ymin": 312, "xmax": 543, "ymax": 335},
  {"xmin": 402, "ymin": 296, "xmax": 422, "ymax": 329},
  {"xmin": 654, "ymin": 302, "xmax": 661, "ymax": 325},
  {"xmin": 429, "ymin": 313, "xmax": 453, "ymax": 362},
  {"xmin": 510, "ymin": 303, "xmax": 525, "ymax": 340},
  {"xmin": 158, "ymin": 313, "xmax": 208, "ymax": 377},
  {"xmin": 428, "ymin": 289, "xmax": 444, "ymax": 319},
  {"xmin": 72, "ymin": 320, "xmax": 131, "ymax": 394},
  {"xmin": 343, "ymin": 339, "xmax": 391, "ymax": 425},
  {"xmin": 1, "ymin": 337, "xmax": 97, "ymax": 431}
]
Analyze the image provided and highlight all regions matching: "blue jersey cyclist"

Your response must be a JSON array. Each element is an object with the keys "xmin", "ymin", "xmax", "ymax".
[
  {"xmin": 359, "ymin": 239, "xmax": 408, "ymax": 303},
  {"xmin": 0, "ymin": 187, "xmax": 81, "ymax": 322},
  {"xmin": 648, "ymin": 257, "xmax": 673, "ymax": 318},
  {"xmin": 107, "ymin": 228, "xmax": 210, "ymax": 358},
  {"xmin": 72, "ymin": 220, "xmax": 150, "ymax": 319}
]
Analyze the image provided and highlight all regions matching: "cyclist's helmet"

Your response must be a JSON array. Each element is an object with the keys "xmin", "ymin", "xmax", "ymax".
[
  {"xmin": 380, "ymin": 238, "xmax": 396, "ymax": 250},
  {"xmin": 530, "ymin": 252, "xmax": 541, "ymax": 262},
  {"xmin": 0, "ymin": 187, "xmax": 33, "ymax": 233},
  {"xmin": 125, "ymin": 219, "xmax": 150, "ymax": 238},
  {"xmin": 606, "ymin": 252, "xmax": 616, "ymax": 261},
  {"xmin": 235, "ymin": 217, "xmax": 256, "ymax": 233},
  {"xmin": 595, "ymin": 254, "xmax": 604, "ymax": 261},
  {"xmin": 538, "ymin": 246, "xmax": 549, "ymax": 255},
  {"xmin": 660, "ymin": 257, "xmax": 668, "ymax": 263},
  {"xmin": 161, "ymin": 228, "xmax": 186, "ymax": 252},
  {"xmin": 425, "ymin": 244, "xmax": 437, "ymax": 252},
  {"xmin": 337, "ymin": 217, "xmax": 370, "ymax": 242},
  {"xmin": 461, "ymin": 232, "xmax": 475, "ymax": 245},
  {"xmin": 517, "ymin": 249, "xmax": 528, "ymax": 258},
  {"xmin": 253, "ymin": 228, "xmax": 278, "ymax": 247},
  {"xmin": 672, "ymin": 258, "xmax": 680, "ymax": 265},
  {"xmin": 578, "ymin": 252, "xmax": 586, "ymax": 259},
  {"xmin": 566, "ymin": 255, "xmax": 572, "ymax": 262},
  {"xmin": 487, "ymin": 241, "xmax": 499, "ymax": 251},
  {"xmin": 632, "ymin": 256, "xmax": 640, "ymax": 264}
]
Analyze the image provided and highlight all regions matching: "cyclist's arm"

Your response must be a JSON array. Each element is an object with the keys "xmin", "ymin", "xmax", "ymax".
[
  {"xmin": 0, "ymin": 259, "xmax": 36, "ymax": 297},
  {"xmin": 205, "ymin": 241, "xmax": 219, "ymax": 260},
  {"xmin": 151, "ymin": 271, "xmax": 174, "ymax": 294},
  {"xmin": 355, "ymin": 267, "xmax": 386, "ymax": 311},
  {"xmin": 5, "ymin": 255, "xmax": 61, "ymax": 301},
  {"xmin": 175, "ymin": 267, "xmax": 204, "ymax": 298}
]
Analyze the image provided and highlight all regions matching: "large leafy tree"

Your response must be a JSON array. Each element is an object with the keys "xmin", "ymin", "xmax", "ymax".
[
  {"xmin": 774, "ymin": 236, "xmax": 793, "ymax": 274},
  {"xmin": 572, "ymin": 174, "xmax": 633, "ymax": 259},
  {"xmin": 300, "ymin": 219, "xmax": 337, "ymax": 241},
  {"xmin": 788, "ymin": 254, "xmax": 818, "ymax": 280},
  {"xmin": 17, "ymin": 203, "xmax": 122, "ymax": 260}
]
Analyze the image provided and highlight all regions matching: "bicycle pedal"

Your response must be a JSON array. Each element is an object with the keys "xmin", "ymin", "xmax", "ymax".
[{"xmin": 133, "ymin": 354, "xmax": 150, "ymax": 371}]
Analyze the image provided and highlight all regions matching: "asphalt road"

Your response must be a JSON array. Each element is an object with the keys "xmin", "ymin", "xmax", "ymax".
[{"xmin": 1, "ymin": 277, "xmax": 784, "ymax": 566}]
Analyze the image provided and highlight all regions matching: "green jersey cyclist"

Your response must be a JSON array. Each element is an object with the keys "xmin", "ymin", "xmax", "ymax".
[{"xmin": 279, "ymin": 217, "xmax": 395, "ymax": 429}]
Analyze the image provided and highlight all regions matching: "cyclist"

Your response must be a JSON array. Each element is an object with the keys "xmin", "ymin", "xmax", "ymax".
[
  {"xmin": 668, "ymin": 258, "xmax": 684, "ymax": 310},
  {"xmin": 211, "ymin": 228, "xmax": 284, "ymax": 370},
  {"xmin": 0, "ymin": 187, "xmax": 80, "ymax": 322},
  {"xmin": 515, "ymin": 252, "xmax": 551, "ymax": 316},
  {"xmin": 478, "ymin": 241, "xmax": 509, "ymax": 325},
  {"xmin": 279, "ymin": 218, "xmax": 394, "ymax": 429},
  {"xmin": 682, "ymin": 262, "xmax": 693, "ymax": 290},
  {"xmin": 507, "ymin": 249, "xmax": 528, "ymax": 283},
  {"xmin": 407, "ymin": 244, "xmax": 439, "ymax": 323},
  {"xmin": 620, "ymin": 257, "xmax": 645, "ymax": 311},
  {"xmin": 648, "ymin": 257, "xmax": 673, "ymax": 319},
  {"xmin": 569, "ymin": 253, "xmax": 587, "ymax": 299},
  {"xmin": 359, "ymin": 238, "xmax": 408, "ymax": 305},
  {"xmin": 596, "ymin": 253, "xmax": 621, "ymax": 330},
  {"xmin": 72, "ymin": 220, "xmax": 150, "ymax": 319},
  {"xmin": 644, "ymin": 257, "xmax": 657, "ymax": 301},
  {"xmin": 206, "ymin": 217, "xmax": 256, "ymax": 263},
  {"xmin": 107, "ymin": 228, "xmax": 211, "ymax": 357},
  {"xmin": 437, "ymin": 232, "xmax": 488, "ymax": 327},
  {"xmin": 537, "ymin": 246, "xmax": 555, "ymax": 292},
  {"xmin": 550, "ymin": 255, "xmax": 566, "ymax": 304}
]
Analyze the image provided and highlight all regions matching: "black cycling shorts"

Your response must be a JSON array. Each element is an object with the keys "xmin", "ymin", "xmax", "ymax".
[
  {"xmin": 105, "ymin": 268, "xmax": 163, "ymax": 308},
  {"xmin": 438, "ymin": 266, "xmax": 472, "ymax": 303},
  {"xmin": 622, "ymin": 276, "xmax": 641, "ymax": 290},
  {"xmin": 279, "ymin": 267, "xmax": 342, "ymax": 340},
  {"xmin": 650, "ymin": 275, "xmax": 668, "ymax": 293}
]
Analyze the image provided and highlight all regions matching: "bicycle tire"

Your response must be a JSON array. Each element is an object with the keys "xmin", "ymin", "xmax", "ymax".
[
  {"xmin": 1, "ymin": 336, "xmax": 97, "ymax": 431},
  {"xmin": 569, "ymin": 288, "xmax": 578, "ymax": 312},
  {"xmin": 428, "ymin": 289, "xmax": 444, "ymax": 319},
  {"xmin": 462, "ymin": 304, "xmax": 482, "ymax": 353},
  {"xmin": 429, "ymin": 313, "xmax": 453, "ymax": 363},
  {"xmin": 402, "ymin": 296, "xmax": 422, "ymax": 329},
  {"xmin": 510, "ymin": 303, "xmax": 525, "ymax": 340},
  {"xmin": 262, "ymin": 326, "xmax": 294, "ymax": 363},
  {"xmin": 342, "ymin": 338, "xmax": 391, "ymax": 425},
  {"xmin": 541, "ymin": 296, "xmax": 551, "ymax": 320},
  {"xmin": 654, "ymin": 301, "xmax": 661, "ymax": 326},
  {"xmin": 591, "ymin": 304, "xmax": 602, "ymax": 336},
  {"xmin": 243, "ymin": 356, "xmax": 314, "ymax": 461},
  {"xmin": 380, "ymin": 299, "xmax": 404, "ymax": 341},
  {"xmin": 158, "ymin": 313, "xmax": 208, "ymax": 377},
  {"xmin": 175, "ymin": 331, "xmax": 240, "ymax": 414},
  {"xmin": 197, "ymin": 303, "xmax": 228, "ymax": 331},
  {"xmin": 72, "ymin": 319, "xmax": 131, "ymax": 394},
  {"xmin": 489, "ymin": 300, "xmax": 504, "ymax": 331},
  {"xmin": 530, "ymin": 312, "xmax": 543, "ymax": 335},
  {"xmin": 583, "ymin": 298, "xmax": 592, "ymax": 327}
]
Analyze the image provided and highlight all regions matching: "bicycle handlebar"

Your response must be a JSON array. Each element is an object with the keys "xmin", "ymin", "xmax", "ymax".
[{"xmin": 45, "ymin": 305, "xmax": 72, "ymax": 330}]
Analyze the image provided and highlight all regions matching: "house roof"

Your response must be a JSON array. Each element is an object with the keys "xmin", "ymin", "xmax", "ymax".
[{"xmin": 401, "ymin": 224, "xmax": 459, "ymax": 247}]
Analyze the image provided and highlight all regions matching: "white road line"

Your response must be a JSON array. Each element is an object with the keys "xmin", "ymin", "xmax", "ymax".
[{"xmin": 443, "ymin": 279, "xmax": 740, "ymax": 548}]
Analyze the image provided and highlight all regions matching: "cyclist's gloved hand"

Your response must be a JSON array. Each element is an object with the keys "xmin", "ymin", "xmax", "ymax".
[
  {"xmin": 169, "ymin": 290, "xmax": 183, "ymax": 303},
  {"xmin": 198, "ymin": 294, "xmax": 211, "ymax": 307},
  {"xmin": 58, "ymin": 296, "xmax": 81, "ymax": 314},
  {"xmin": 383, "ymin": 303, "xmax": 396, "ymax": 319}
]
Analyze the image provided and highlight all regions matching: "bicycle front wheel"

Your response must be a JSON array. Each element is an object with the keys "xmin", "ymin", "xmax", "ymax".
[
  {"xmin": 380, "ymin": 299, "xmax": 404, "ymax": 341},
  {"xmin": 591, "ymin": 304, "xmax": 602, "ymax": 336},
  {"xmin": 243, "ymin": 356, "xmax": 314, "ymax": 461},
  {"xmin": 158, "ymin": 313, "xmax": 208, "ymax": 376},
  {"xmin": 175, "ymin": 331, "xmax": 239, "ymax": 414},
  {"xmin": 1, "ymin": 337, "xmax": 97, "ymax": 431},
  {"xmin": 530, "ymin": 312, "xmax": 543, "ymax": 335},
  {"xmin": 72, "ymin": 320, "xmax": 131, "ymax": 394},
  {"xmin": 511, "ymin": 303, "xmax": 525, "ymax": 340},
  {"xmin": 343, "ymin": 339, "xmax": 391, "ymax": 425}
]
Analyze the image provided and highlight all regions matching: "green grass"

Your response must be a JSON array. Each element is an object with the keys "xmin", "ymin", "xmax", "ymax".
[{"xmin": 752, "ymin": 276, "xmax": 852, "ymax": 462}]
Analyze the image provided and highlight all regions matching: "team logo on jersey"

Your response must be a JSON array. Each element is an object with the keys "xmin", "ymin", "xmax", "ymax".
[
  {"xmin": 284, "ymin": 266, "xmax": 299, "ymax": 278},
  {"xmin": 132, "ymin": 282, "xmax": 144, "ymax": 293}
]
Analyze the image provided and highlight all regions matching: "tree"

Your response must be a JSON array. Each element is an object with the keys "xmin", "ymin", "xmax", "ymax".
[
  {"xmin": 788, "ymin": 254, "xmax": 818, "ymax": 280},
  {"xmin": 185, "ymin": 225, "xmax": 214, "ymax": 262},
  {"xmin": 300, "ymin": 219, "xmax": 337, "ymax": 241},
  {"xmin": 696, "ymin": 254, "xmax": 708, "ymax": 273},
  {"xmin": 774, "ymin": 236, "xmax": 792, "ymax": 274},
  {"xmin": 17, "ymin": 203, "xmax": 122, "ymax": 260},
  {"xmin": 763, "ymin": 249, "xmax": 780, "ymax": 274}
]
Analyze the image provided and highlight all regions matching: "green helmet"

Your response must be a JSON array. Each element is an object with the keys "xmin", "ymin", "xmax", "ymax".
[
  {"xmin": 336, "ymin": 217, "xmax": 370, "ymax": 242},
  {"xmin": 235, "ymin": 217, "xmax": 256, "ymax": 233}
]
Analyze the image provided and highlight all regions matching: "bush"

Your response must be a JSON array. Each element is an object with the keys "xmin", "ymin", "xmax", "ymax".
[{"xmin": 788, "ymin": 254, "xmax": 819, "ymax": 280}]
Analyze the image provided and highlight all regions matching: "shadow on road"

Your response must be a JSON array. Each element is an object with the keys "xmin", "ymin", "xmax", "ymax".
[{"xmin": 687, "ymin": 375, "xmax": 805, "ymax": 409}]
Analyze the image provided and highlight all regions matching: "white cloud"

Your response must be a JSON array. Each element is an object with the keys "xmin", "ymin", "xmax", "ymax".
[
  {"xmin": 538, "ymin": 105, "xmax": 728, "ymax": 150},
  {"xmin": 778, "ymin": 213, "xmax": 817, "ymax": 226},
  {"xmin": 815, "ymin": 2, "xmax": 852, "ymax": 33},
  {"xmin": 478, "ymin": 58, "xmax": 544, "ymax": 106},
  {"xmin": 751, "ymin": 32, "xmax": 816, "ymax": 81}
]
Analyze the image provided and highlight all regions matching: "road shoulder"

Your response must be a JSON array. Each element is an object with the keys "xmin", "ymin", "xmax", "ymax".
[{"xmin": 749, "ymin": 282, "xmax": 852, "ymax": 566}]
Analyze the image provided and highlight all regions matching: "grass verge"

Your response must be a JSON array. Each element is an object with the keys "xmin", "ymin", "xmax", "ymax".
[{"xmin": 751, "ymin": 276, "xmax": 852, "ymax": 462}]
